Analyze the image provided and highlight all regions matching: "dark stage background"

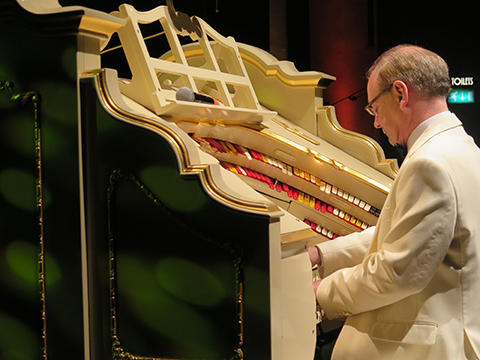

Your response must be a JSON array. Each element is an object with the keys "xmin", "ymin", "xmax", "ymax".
[
  {"xmin": 1, "ymin": 1, "xmax": 479, "ymax": 359},
  {"xmin": 59, "ymin": 0, "xmax": 480, "ymax": 158}
]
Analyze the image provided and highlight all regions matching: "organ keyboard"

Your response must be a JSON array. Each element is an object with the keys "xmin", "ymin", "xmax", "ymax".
[
  {"xmin": 106, "ymin": 3, "xmax": 397, "ymax": 359},
  {"xmin": 100, "ymin": 2, "xmax": 397, "ymax": 359}
]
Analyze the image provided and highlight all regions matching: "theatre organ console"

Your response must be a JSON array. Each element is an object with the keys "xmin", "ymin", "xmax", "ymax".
[{"xmin": 0, "ymin": 1, "xmax": 398, "ymax": 359}]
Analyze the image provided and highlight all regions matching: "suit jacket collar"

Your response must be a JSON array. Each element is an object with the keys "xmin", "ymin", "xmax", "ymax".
[{"xmin": 403, "ymin": 113, "xmax": 463, "ymax": 164}]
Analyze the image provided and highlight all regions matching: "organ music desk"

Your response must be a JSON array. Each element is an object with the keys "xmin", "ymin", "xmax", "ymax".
[{"xmin": 0, "ymin": 1, "xmax": 397, "ymax": 359}]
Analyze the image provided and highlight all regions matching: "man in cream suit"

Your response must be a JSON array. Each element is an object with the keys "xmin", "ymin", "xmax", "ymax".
[{"xmin": 310, "ymin": 45, "xmax": 480, "ymax": 359}]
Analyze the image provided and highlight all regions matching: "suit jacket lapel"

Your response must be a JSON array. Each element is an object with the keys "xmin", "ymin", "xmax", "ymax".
[{"xmin": 367, "ymin": 113, "xmax": 463, "ymax": 255}]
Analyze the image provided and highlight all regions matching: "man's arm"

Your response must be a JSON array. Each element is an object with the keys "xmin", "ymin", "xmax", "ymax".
[
  {"xmin": 316, "ymin": 157, "xmax": 456, "ymax": 319},
  {"xmin": 315, "ymin": 227, "xmax": 375, "ymax": 277},
  {"xmin": 309, "ymin": 227, "xmax": 375, "ymax": 295}
]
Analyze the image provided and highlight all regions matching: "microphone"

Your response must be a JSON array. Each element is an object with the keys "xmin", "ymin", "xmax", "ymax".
[{"xmin": 176, "ymin": 87, "xmax": 218, "ymax": 105}]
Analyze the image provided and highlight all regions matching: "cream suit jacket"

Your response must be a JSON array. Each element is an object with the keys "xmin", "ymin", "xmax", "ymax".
[{"xmin": 316, "ymin": 113, "xmax": 480, "ymax": 360}]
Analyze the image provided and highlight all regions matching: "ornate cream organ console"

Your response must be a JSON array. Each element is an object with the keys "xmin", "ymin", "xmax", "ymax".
[{"xmin": 0, "ymin": 1, "xmax": 397, "ymax": 359}]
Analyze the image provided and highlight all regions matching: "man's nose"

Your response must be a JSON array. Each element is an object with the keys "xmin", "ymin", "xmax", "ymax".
[{"xmin": 373, "ymin": 115, "xmax": 382, "ymax": 129}]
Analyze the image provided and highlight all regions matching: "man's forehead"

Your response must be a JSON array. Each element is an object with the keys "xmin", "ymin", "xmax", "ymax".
[
  {"xmin": 366, "ymin": 70, "xmax": 380, "ymax": 99},
  {"xmin": 368, "ymin": 69, "xmax": 379, "ymax": 85}
]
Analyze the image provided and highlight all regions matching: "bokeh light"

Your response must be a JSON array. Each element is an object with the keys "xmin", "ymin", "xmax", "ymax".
[
  {"xmin": 0, "ymin": 168, "xmax": 37, "ymax": 212},
  {"xmin": 5, "ymin": 240, "xmax": 62, "ymax": 289},
  {"xmin": 0, "ymin": 312, "xmax": 39, "ymax": 360},
  {"xmin": 0, "ymin": 168, "xmax": 51, "ymax": 211},
  {"xmin": 155, "ymin": 257, "xmax": 226, "ymax": 307},
  {"xmin": 0, "ymin": 112, "xmax": 35, "ymax": 158},
  {"xmin": 31, "ymin": 80, "xmax": 77, "ymax": 127},
  {"xmin": 116, "ymin": 253, "xmax": 228, "ymax": 359}
]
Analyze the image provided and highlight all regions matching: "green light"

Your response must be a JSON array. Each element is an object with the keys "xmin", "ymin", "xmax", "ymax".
[
  {"xmin": 0, "ymin": 168, "xmax": 36, "ymax": 211},
  {"xmin": 155, "ymin": 257, "xmax": 226, "ymax": 307},
  {"xmin": 0, "ymin": 168, "xmax": 51, "ymax": 211},
  {"xmin": 448, "ymin": 89, "xmax": 474, "ymax": 103},
  {"xmin": 4, "ymin": 240, "xmax": 62, "ymax": 288},
  {"xmin": 0, "ymin": 113, "xmax": 35, "ymax": 158},
  {"xmin": 116, "ymin": 253, "xmax": 224, "ymax": 359},
  {"xmin": 0, "ymin": 312, "xmax": 39, "ymax": 360},
  {"xmin": 5, "ymin": 241, "xmax": 37, "ymax": 285}
]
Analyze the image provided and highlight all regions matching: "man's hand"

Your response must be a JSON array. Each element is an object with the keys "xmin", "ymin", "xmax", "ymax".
[
  {"xmin": 308, "ymin": 246, "xmax": 322, "ymax": 267},
  {"xmin": 313, "ymin": 279, "xmax": 322, "ymax": 294},
  {"xmin": 309, "ymin": 246, "xmax": 323, "ymax": 296}
]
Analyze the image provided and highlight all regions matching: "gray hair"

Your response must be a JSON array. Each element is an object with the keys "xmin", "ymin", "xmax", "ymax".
[{"xmin": 366, "ymin": 45, "xmax": 451, "ymax": 99}]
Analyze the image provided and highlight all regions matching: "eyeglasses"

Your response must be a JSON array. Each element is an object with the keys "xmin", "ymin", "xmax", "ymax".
[{"xmin": 364, "ymin": 83, "xmax": 393, "ymax": 116}]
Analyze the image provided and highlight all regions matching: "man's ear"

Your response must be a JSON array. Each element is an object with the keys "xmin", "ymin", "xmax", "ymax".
[{"xmin": 393, "ymin": 80, "xmax": 409, "ymax": 108}]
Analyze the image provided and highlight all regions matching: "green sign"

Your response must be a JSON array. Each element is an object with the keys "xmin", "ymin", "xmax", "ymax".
[{"xmin": 448, "ymin": 89, "xmax": 474, "ymax": 103}]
